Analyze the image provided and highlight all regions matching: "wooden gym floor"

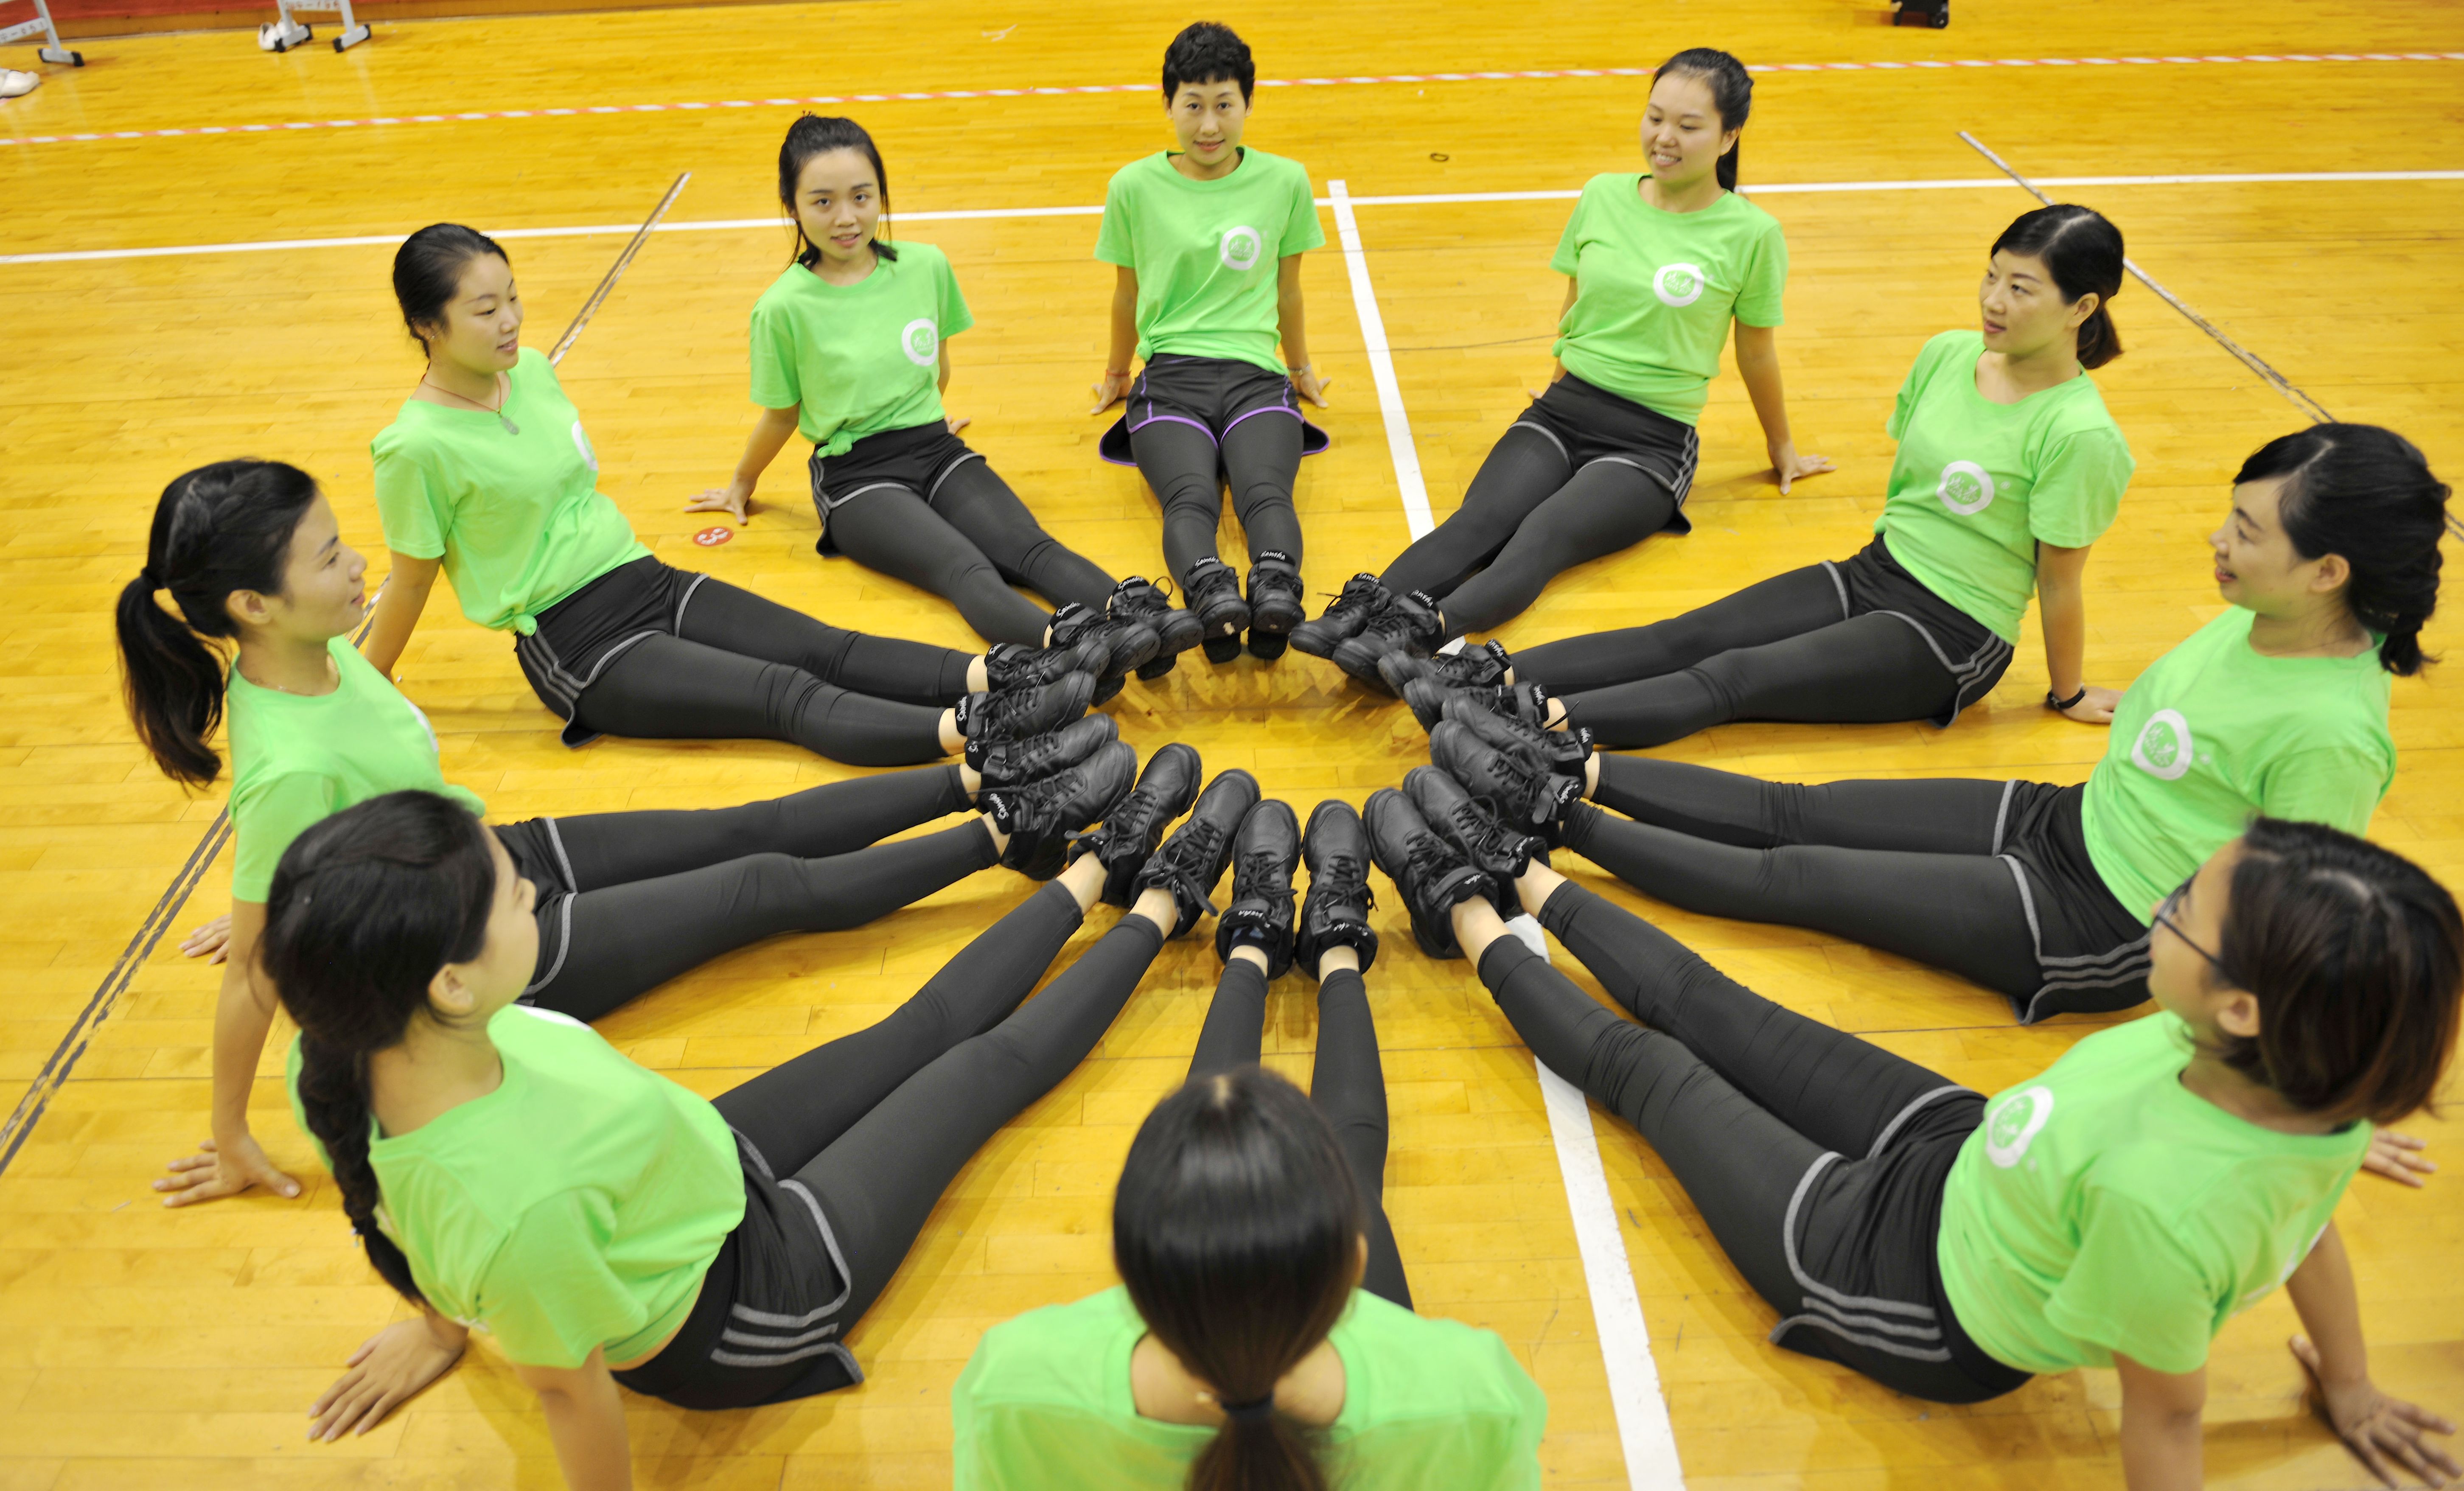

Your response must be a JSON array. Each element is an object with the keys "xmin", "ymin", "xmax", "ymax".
[{"xmin": 4, "ymin": 2, "xmax": 2462, "ymax": 1485}]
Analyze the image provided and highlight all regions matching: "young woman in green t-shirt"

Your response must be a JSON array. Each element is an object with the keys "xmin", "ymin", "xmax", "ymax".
[
  {"xmin": 365, "ymin": 224, "xmax": 1103, "ymax": 769},
  {"xmin": 954, "ymin": 802, "xmax": 1546, "ymax": 1490},
  {"xmin": 118, "ymin": 460, "xmax": 1140, "ymax": 1208},
  {"xmin": 261, "ymin": 771, "xmax": 1253, "ymax": 1479},
  {"xmin": 1398, "ymin": 205, "xmax": 2135, "ymax": 748},
  {"xmin": 1090, "ymin": 22, "xmax": 1331, "ymax": 665},
  {"xmin": 691, "ymin": 115, "xmax": 1199, "ymax": 676},
  {"xmin": 1430, "ymin": 423, "xmax": 2446, "ymax": 1023},
  {"xmin": 1295, "ymin": 48, "xmax": 1834, "ymax": 689},
  {"xmin": 1374, "ymin": 783, "xmax": 2458, "ymax": 1490}
]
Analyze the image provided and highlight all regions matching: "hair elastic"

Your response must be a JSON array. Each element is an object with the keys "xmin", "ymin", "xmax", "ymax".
[{"xmin": 1219, "ymin": 1394, "xmax": 1276, "ymax": 1424}]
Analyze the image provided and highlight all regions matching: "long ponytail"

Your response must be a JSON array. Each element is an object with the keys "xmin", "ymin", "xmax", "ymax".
[
  {"xmin": 260, "ymin": 790, "xmax": 499, "ymax": 1307},
  {"xmin": 1654, "ymin": 47, "xmax": 1753, "ymax": 192},
  {"xmin": 2237, "ymin": 423, "xmax": 2449, "ymax": 675},
  {"xmin": 1115, "ymin": 1069, "xmax": 1362, "ymax": 1491},
  {"xmin": 116, "ymin": 460, "xmax": 321, "ymax": 788}
]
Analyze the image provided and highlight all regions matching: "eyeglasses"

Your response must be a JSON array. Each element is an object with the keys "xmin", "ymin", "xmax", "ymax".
[{"xmin": 2153, "ymin": 874, "xmax": 2231, "ymax": 979}]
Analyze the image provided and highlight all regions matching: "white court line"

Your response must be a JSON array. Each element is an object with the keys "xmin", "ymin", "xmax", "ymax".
[
  {"xmin": 11, "ymin": 169, "xmax": 2461, "ymax": 268},
  {"xmin": 1326, "ymin": 179, "xmax": 1432, "ymax": 540},
  {"xmin": 1329, "ymin": 177, "xmax": 1683, "ymax": 1489},
  {"xmin": 4, "ymin": 48, "xmax": 2459, "ymax": 152}
]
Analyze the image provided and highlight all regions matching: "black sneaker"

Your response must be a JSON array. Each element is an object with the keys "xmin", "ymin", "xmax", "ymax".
[
  {"xmin": 984, "ymin": 635, "xmax": 1110, "ymax": 693},
  {"xmin": 979, "ymin": 740, "xmax": 1139, "ymax": 878},
  {"xmin": 1429, "ymin": 719, "xmax": 1586, "ymax": 841},
  {"xmin": 1289, "ymin": 573, "xmax": 1391, "ymax": 659},
  {"xmin": 1405, "ymin": 765, "xmax": 1545, "ymax": 918},
  {"xmin": 1379, "ymin": 639, "xmax": 1513, "ymax": 701},
  {"xmin": 1295, "ymin": 799, "xmax": 1379, "ymax": 977},
  {"xmin": 1107, "ymin": 577, "xmax": 1202, "ymax": 678},
  {"xmin": 1132, "ymin": 768, "xmax": 1260, "ymax": 936},
  {"xmin": 1442, "ymin": 689, "xmax": 1593, "ymax": 772},
  {"xmin": 1182, "ymin": 558, "xmax": 1251, "ymax": 664},
  {"xmin": 1245, "ymin": 552, "xmax": 1303, "ymax": 661},
  {"xmin": 967, "ymin": 712, "xmax": 1119, "ymax": 789},
  {"xmin": 1214, "ymin": 798, "xmax": 1300, "ymax": 974},
  {"xmin": 1048, "ymin": 602, "xmax": 1162, "ymax": 683},
  {"xmin": 955, "ymin": 672, "xmax": 1096, "ymax": 746},
  {"xmin": 1068, "ymin": 742, "xmax": 1203, "ymax": 906},
  {"xmin": 1331, "ymin": 589, "xmax": 1445, "ymax": 690},
  {"xmin": 1364, "ymin": 787, "xmax": 1495, "ymax": 958}
]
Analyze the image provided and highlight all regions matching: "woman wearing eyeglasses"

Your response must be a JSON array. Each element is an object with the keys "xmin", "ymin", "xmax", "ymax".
[
  {"xmin": 1434, "ymin": 423, "xmax": 2443, "ymax": 1026},
  {"xmin": 1390, "ymin": 816, "xmax": 2462, "ymax": 1491}
]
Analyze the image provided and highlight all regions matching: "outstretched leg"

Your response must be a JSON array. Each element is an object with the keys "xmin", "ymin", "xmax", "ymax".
[
  {"xmin": 1433, "ymin": 461, "xmax": 1677, "ymax": 635},
  {"xmin": 678, "ymin": 574, "xmax": 978, "ymax": 705},
  {"xmin": 1378, "ymin": 422, "xmax": 1572, "ymax": 601},
  {"xmin": 578, "ymin": 633, "xmax": 950, "ymax": 766},
  {"xmin": 927, "ymin": 457, "xmax": 1120, "ymax": 614},
  {"xmin": 1560, "ymin": 614, "xmax": 1957, "ymax": 748},
  {"xmin": 1132, "ymin": 418, "xmax": 1233, "ymax": 580},
  {"xmin": 541, "ymin": 765, "xmax": 972, "ymax": 888},
  {"xmin": 824, "ymin": 485, "xmax": 1059, "ymax": 645},
  {"xmin": 524, "ymin": 820, "xmax": 1002, "ymax": 1023},
  {"xmin": 1511, "ymin": 563, "xmax": 1845, "ymax": 695},
  {"xmin": 1219, "ymin": 410, "xmax": 1305, "ymax": 567}
]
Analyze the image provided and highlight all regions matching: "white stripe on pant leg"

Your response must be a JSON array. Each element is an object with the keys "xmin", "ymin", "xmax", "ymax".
[
  {"xmin": 1538, "ymin": 1061, "xmax": 1689, "ymax": 1488},
  {"xmin": 1326, "ymin": 179, "xmax": 1435, "ymax": 540}
]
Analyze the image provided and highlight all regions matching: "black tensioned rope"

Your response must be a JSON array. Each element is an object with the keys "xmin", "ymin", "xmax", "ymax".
[
  {"xmin": 1959, "ymin": 132, "xmax": 2464, "ymax": 544},
  {"xmin": 0, "ymin": 175, "xmax": 690, "ymax": 1181}
]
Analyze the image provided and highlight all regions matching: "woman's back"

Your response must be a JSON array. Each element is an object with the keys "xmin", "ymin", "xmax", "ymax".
[{"xmin": 952, "ymin": 1286, "xmax": 1545, "ymax": 1491}]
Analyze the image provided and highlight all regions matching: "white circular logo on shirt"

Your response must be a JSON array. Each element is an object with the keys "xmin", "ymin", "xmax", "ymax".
[
  {"xmin": 2131, "ymin": 708, "xmax": 2197, "ymax": 782},
  {"xmin": 1985, "ymin": 1086, "xmax": 2055, "ymax": 1168},
  {"xmin": 1937, "ymin": 460, "xmax": 1996, "ymax": 516},
  {"xmin": 569, "ymin": 421, "xmax": 597, "ymax": 475},
  {"xmin": 1652, "ymin": 261, "xmax": 1707, "ymax": 307},
  {"xmin": 1219, "ymin": 225, "xmax": 1264, "ymax": 272},
  {"xmin": 900, "ymin": 317, "xmax": 939, "ymax": 367}
]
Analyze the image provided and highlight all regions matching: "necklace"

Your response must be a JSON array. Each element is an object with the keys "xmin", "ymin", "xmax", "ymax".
[{"xmin": 421, "ymin": 370, "xmax": 521, "ymax": 435}]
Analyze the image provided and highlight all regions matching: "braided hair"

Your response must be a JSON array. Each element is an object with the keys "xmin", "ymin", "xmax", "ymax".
[
  {"xmin": 259, "ymin": 790, "xmax": 499, "ymax": 1306},
  {"xmin": 2238, "ymin": 423, "xmax": 2449, "ymax": 676}
]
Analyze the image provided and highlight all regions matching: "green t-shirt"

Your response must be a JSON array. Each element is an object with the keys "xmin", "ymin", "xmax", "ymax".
[
  {"xmin": 1937, "ymin": 1012, "xmax": 2370, "ymax": 1376},
  {"xmin": 287, "ymin": 1002, "xmax": 744, "ymax": 1370},
  {"xmin": 748, "ymin": 242, "xmax": 975, "ymax": 457},
  {"xmin": 1547, "ymin": 173, "xmax": 1788, "ymax": 425},
  {"xmin": 371, "ymin": 348, "xmax": 650, "ymax": 635},
  {"xmin": 2081, "ymin": 607, "xmax": 2394, "ymax": 924},
  {"xmin": 224, "ymin": 637, "xmax": 487, "ymax": 902},
  {"xmin": 1878, "ymin": 330, "xmax": 2135, "ymax": 643},
  {"xmin": 952, "ymin": 1286, "xmax": 1546, "ymax": 1491},
  {"xmin": 1093, "ymin": 148, "xmax": 1325, "ymax": 375}
]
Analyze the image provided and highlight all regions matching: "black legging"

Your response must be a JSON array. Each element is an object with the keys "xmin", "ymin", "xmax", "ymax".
[
  {"xmin": 1189, "ymin": 958, "xmax": 1410, "ymax": 1309},
  {"xmin": 1132, "ymin": 414, "xmax": 1305, "ymax": 579},
  {"xmin": 715, "ymin": 883, "xmax": 1164, "ymax": 1339},
  {"xmin": 1480, "ymin": 882, "xmax": 2024, "ymax": 1404},
  {"xmin": 1379, "ymin": 425, "xmax": 1678, "ymax": 636},
  {"xmin": 577, "ymin": 576, "xmax": 969, "ymax": 766},
  {"xmin": 510, "ymin": 765, "xmax": 989, "ymax": 1023},
  {"xmin": 1514, "ymin": 564, "xmax": 1952, "ymax": 747},
  {"xmin": 827, "ymin": 460, "xmax": 1118, "ymax": 645},
  {"xmin": 1565, "ymin": 757, "xmax": 2043, "ymax": 1002}
]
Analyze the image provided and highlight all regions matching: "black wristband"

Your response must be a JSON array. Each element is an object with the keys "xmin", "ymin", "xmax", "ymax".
[{"xmin": 2046, "ymin": 685, "xmax": 2088, "ymax": 711}]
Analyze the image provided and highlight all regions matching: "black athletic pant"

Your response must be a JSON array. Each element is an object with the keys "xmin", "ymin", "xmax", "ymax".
[
  {"xmin": 1567, "ymin": 757, "xmax": 2039, "ymax": 1000},
  {"xmin": 619, "ymin": 883, "xmax": 1165, "ymax": 1407},
  {"xmin": 577, "ymin": 575, "xmax": 970, "ymax": 766},
  {"xmin": 1189, "ymin": 959, "xmax": 1411, "ymax": 1309},
  {"xmin": 1515, "ymin": 564, "xmax": 1953, "ymax": 748},
  {"xmin": 827, "ymin": 461, "xmax": 1117, "ymax": 645},
  {"xmin": 1480, "ymin": 883, "xmax": 2027, "ymax": 1403},
  {"xmin": 696, "ymin": 886, "xmax": 1161, "ymax": 1399},
  {"xmin": 506, "ymin": 765, "xmax": 988, "ymax": 1023},
  {"xmin": 1379, "ymin": 424, "xmax": 1679, "ymax": 636},
  {"xmin": 1133, "ymin": 414, "xmax": 1305, "ymax": 580}
]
